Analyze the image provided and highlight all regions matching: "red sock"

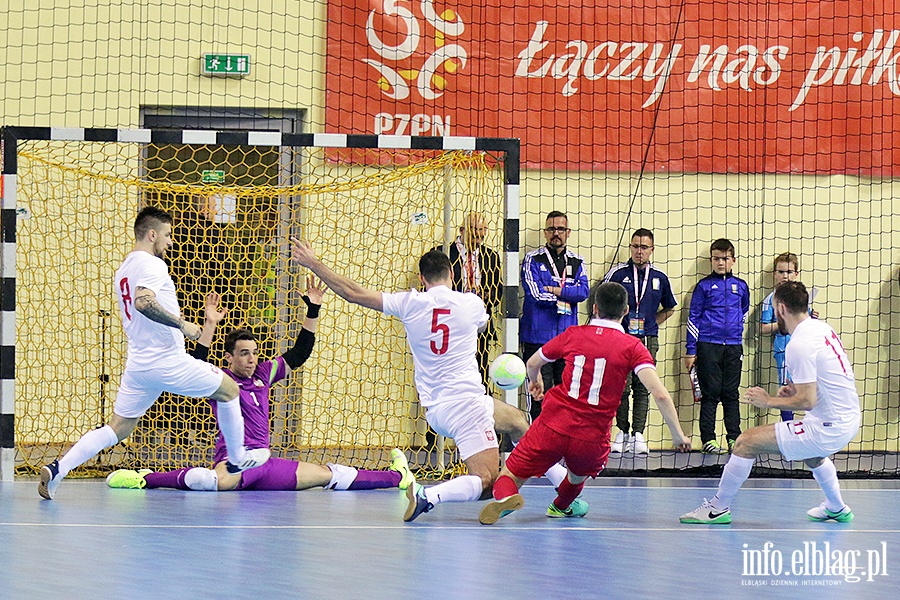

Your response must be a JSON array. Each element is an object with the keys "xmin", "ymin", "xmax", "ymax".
[
  {"xmin": 553, "ymin": 477, "xmax": 584, "ymax": 510},
  {"xmin": 492, "ymin": 474, "xmax": 520, "ymax": 500}
]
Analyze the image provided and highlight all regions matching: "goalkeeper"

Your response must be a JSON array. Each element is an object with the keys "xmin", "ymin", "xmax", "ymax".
[{"xmin": 106, "ymin": 278, "xmax": 413, "ymax": 493}]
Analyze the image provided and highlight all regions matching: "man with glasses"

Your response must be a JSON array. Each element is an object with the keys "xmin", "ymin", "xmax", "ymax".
[
  {"xmin": 603, "ymin": 229, "xmax": 677, "ymax": 454},
  {"xmin": 521, "ymin": 211, "xmax": 590, "ymax": 422},
  {"xmin": 683, "ymin": 238, "xmax": 750, "ymax": 455},
  {"xmin": 760, "ymin": 253, "xmax": 819, "ymax": 421}
]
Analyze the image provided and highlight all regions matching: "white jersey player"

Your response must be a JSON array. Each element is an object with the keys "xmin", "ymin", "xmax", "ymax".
[
  {"xmin": 39, "ymin": 206, "xmax": 269, "ymax": 500},
  {"xmin": 290, "ymin": 240, "xmax": 569, "ymax": 522},
  {"xmin": 680, "ymin": 280, "xmax": 860, "ymax": 524},
  {"xmin": 382, "ymin": 286, "xmax": 487, "ymax": 408}
]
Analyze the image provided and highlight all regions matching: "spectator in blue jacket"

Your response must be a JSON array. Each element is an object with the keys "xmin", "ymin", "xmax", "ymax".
[
  {"xmin": 683, "ymin": 239, "xmax": 750, "ymax": 454},
  {"xmin": 520, "ymin": 211, "xmax": 590, "ymax": 421},
  {"xmin": 604, "ymin": 228, "xmax": 677, "ymax": 454}
]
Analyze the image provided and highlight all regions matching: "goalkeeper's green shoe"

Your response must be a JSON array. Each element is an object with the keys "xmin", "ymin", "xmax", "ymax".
[
  {"xmin": 389, "ymin": 448, "xmax": 415, "ymax": 490},
  {"xmin": 547, "ymin": 497, "xmax": 590, "ymax": 518},
  {"xmin": 105, "ymin": 469, "xmax": 152, "ymax": 489}
]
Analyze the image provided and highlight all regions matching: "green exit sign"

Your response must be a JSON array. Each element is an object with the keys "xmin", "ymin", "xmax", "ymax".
[
  {"xmin": 202, "ymin": 53, "xmax": 251, "ymax": 76},
  {"xmin": 202, "ymin": 170, "xmax": 226, "ymax": 183}
]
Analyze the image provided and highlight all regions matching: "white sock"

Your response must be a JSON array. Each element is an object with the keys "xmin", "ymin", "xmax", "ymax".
[
  {"xmin": 326, "ymin": 463, "xmax": 359, "ymax": 490},
  {"xmin": 424, "ymin": 475, "xmax": 483, "ymax": 505},
  {"xmin": 544, "ymin": 463, "xmax": 567, "ymax": 488},
  {"xmin": 811, "ymin": 458, "xmax": 846, "ymax": 512},
  {"xmin": 711, "ymin": 455, "xmax": 755, "ymax": 511},
  {"xmin": 216, "ymin": 397, "xmax": 246, "ymax": 464},
  {"xmin": 58, "ymin": 425, "xmax": 120, "ymax": 477},
  {"xmin": 184, "ymin": 467, "xmax": 219, "ymax": 491}
]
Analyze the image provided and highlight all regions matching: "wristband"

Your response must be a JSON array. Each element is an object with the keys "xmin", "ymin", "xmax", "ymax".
[{"xmin": 302, "ymin": 295, "xmax": 321, "ymax": 319}]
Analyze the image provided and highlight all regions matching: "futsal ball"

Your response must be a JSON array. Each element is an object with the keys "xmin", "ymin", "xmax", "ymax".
[{"xmin": 490, "ymin": 353, "xmax": 527, "ymax": 390}]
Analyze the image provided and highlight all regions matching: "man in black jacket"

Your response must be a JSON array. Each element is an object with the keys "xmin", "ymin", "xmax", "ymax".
[{"xmin": 436, "ymin": 212, "xmax": 502, "ymax": 388}]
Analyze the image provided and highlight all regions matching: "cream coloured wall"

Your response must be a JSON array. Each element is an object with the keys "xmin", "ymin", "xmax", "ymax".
[{"xmin": 1, "ymin": 0, "xmax": 325, "ymax": 128}]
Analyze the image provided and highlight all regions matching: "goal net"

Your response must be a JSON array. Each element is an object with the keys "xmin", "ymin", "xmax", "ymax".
[{"xmin": 4, "ymin": 130, "xmax": 511, "ymax": 478}]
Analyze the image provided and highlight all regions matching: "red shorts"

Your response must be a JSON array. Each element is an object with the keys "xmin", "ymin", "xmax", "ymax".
[{"xmin": 505, "ymin": 419, "xmax": 609, "ymax": 479}]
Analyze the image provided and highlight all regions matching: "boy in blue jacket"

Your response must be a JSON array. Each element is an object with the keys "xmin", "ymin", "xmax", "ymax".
[{"xmin": 683, "ymin": 239, "xmax": 750, "ymax": 454}]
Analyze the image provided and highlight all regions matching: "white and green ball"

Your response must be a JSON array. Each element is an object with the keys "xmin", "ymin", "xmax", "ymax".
[{"xmin": 489, "ymin": 353, "xmax": 527, "ymax": 390}]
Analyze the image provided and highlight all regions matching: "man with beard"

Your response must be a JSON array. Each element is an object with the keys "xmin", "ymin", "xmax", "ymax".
[
  {"xmin": 520, "ymin": 211, "xmax": 590, "ymax": 422},
  {"xmin": 680, "ymin": 281, "xmax": 860, "ymax": 524},
  {"xmin": 39, "ymin": 207, "xmax": 270, "ymax": 500}
]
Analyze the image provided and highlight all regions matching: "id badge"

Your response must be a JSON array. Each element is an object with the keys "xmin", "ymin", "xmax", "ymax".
[
  {"xmin": 628, "ymin": 315, "xmax": 645, "ymax": 336},
  {"xmin": 557, "ymin": 300, "xmax": 573, "ymax": 316}
]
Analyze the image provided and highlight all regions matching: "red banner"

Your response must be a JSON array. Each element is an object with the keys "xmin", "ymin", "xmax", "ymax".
[{"xmin": 326, "ymin": 0, "xmax": 900, "ymax": 173}]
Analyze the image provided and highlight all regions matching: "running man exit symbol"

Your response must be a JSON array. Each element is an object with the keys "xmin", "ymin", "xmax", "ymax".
[{"xmin": 202, "ymin": 54, "xmax": 251, "ymax": 76}]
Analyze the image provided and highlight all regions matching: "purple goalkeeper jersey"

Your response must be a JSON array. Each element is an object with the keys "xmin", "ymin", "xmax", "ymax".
[{"xmin": 210, "ymin": 357, "xmax": 288, "ymax": 464}]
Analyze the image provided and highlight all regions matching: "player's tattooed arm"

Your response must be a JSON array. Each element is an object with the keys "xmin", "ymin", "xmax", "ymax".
[{"xmin": 134, "ymin": 286, "xmax": 202, "ymax": 339}]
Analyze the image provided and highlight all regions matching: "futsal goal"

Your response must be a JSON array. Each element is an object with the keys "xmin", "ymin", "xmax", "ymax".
[{"xmin": 0, "ymin": 127, "xmax": 520, "ymax": 480}]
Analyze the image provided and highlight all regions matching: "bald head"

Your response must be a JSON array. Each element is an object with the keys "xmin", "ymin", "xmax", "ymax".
[{"xmin": 460, "ymin": 212, "xmax": 488, "ymax": 249}]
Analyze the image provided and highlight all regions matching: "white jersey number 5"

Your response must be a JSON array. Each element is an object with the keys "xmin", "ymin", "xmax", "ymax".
[{"xmin": 430, "ymin": 308, "xmax": 451, "ymax": 355}]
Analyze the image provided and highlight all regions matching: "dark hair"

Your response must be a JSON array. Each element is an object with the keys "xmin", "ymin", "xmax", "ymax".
[
  {"xmin": 710, "ymin": 238, "xmax": 735, "ymax": 257},
  {"xmin": 546, "ymin": 210, "xmax": 567, "ymax": 222},
  {"xmin": 589, "ymin": 281, "xmax": 628, "ymax": 320},
  {"xmin": 773, "ymin": 281, "xmax": 809, "ymax": 314},
  {"xmin": 419, "ymin": 250, "xmax": 452, "ymax": 284},
  {"xmin": 134, "ymin": 206, "xmax": 173, "ymax": 240},
  {"xmin": 774, "ymin": 252, "xmax": 799, "ymax": 270},
  {"xmin": 632, "ymin": 228, "xmax": 654, "ymax": 242},
  {"xmin": 224, "ymin": 328, "xmax": 256, "ymax": 355}
]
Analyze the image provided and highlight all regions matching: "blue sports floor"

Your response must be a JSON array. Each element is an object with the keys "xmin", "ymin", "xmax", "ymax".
[{"xmin": 1, "ymin": 478, "xmax": 898, "ymax": 599}]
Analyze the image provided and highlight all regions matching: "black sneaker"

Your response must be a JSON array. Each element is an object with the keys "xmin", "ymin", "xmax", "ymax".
[
  {"xmin": 38, "ymin": 460, "xmax": 62, "ymax": 500},
  {"xmin": 702, "ymin": 441, "xmax": 728, "ymax": 455}
]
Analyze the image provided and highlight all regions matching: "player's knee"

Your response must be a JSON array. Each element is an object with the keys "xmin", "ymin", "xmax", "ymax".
[
  {"xmin": 731, "ymin": 435, "xmax": 757, "ymax": 458},
  {"xmin": 495, "ymin": 404, "xmax": 529, "ymax": 439},
  {"xmin": 804, "ymin": 457, "xmax": 825, "ymax": 469},
  {"xmin": 184, "ymin": 467, "xmax": 219, "ymax": 491},
  {"xmin": 511, "ymin": 418, "xmax": 529, "ymax": 440}
]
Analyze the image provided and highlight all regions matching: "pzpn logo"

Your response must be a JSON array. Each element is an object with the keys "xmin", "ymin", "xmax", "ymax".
[{"xmin": 364, "ymin": 0, "xmax": 467, "ymax": 100}]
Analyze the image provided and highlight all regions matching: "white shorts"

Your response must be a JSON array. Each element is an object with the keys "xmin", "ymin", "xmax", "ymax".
[
  {"xmin": 424, "ymin": 395, "xmax": 497, "ymax": 461},
  {"xmin": 775, "ymin": 416, "xmax": 860, "ymax": 462},
  {"xmin": 114, "ymin": 354, "xmax": 225, "ymax": 419}
]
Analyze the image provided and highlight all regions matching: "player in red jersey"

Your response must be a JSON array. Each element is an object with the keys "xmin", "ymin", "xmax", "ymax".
[{"xmin": 479, "ymin": 281, "xmax": 691, "ymax": 524}]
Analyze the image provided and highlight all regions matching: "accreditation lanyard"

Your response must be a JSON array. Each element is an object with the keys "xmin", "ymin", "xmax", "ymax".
[
  {"xmin": 632, "ymin": 263, "xmax": 651, "ymax": 312},
  {"xmin": 457, "ymin": 238, "xmax": 479, "ymax": 292},
  {"xmin": 546, "ymin": 247, "xmax": 568, "ymax": 286},
  {"xmin": 629, "ymin": 263, "xmax": 651, "ymax": 335},
  {"xmin": 547, "ymin": 248, "xmax": 571, "ymax": 315}
]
